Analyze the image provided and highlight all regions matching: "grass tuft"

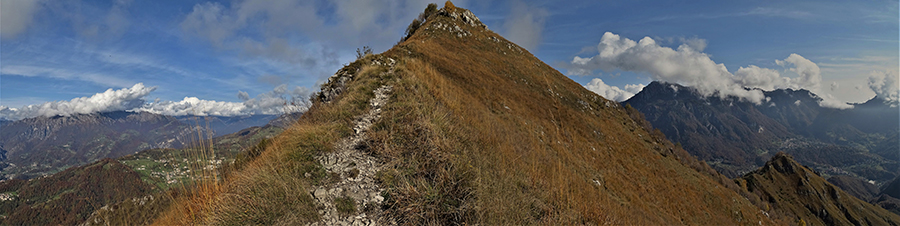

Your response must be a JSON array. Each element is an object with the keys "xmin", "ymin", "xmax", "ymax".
[{"xmin": 334, "ymin": 196, "xmax": 357, "ymax": 215}]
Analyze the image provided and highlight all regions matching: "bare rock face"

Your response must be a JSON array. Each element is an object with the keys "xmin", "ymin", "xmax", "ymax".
[
  {"xmin": 438, "ymin": 6, "xmax": 487, "ymax": 30},
  {"xmin": 318, "ymin": 67, "xmax": 360, "ymax": 104}
]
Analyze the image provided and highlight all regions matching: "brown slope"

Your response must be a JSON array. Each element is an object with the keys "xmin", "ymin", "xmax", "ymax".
[
  {"xmin": 371, "ymin": 3, "xmax": 774, "ymax": 225},
  {"xmin": 156, "ymin": 2, "xmax": 776, "ymax": 225},
  {"xmin": 737, "ymin": 152, "xmax": 900, "ymax": 225}
]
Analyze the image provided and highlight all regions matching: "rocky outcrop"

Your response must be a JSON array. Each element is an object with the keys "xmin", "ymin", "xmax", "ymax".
[{"xmin": 438, "ymin": 4, "xmax": 486, "ymax": 30}]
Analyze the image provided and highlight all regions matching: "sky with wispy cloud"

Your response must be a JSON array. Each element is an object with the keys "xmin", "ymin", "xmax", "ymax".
[{"xmin": 1, "ymin": 0, "xmax": 897, "ymax": 120}]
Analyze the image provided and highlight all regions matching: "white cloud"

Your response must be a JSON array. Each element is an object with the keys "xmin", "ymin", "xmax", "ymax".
[
  {"xmin": 0, "ymin": 83, "xmax": 312, "ymax": 120},
  {"xmin": 679, "ymin": 37, "xmax": 707, "ymax": 52},
  {"xmin": 776, "ymin": 53, "xmax": 822, "ymax": 91},
  {"xmin": 502, "ymin": 1, "xmax": 548, "ymax": 52},
  {"xmin": 0, "ymin": 0, "xmax": 41, "ymax": 39},
  {"xmin": 583, "ymin": 78, "xmax": 644, "ymax": 102},
  {"xmin": 568, "ymin": 32, "xmax": 766, "ymax": 104},
  {"xmin": 140, "ymin": 84, "xmax": 310, "ymax": 116},
  {"xmin": 567, "ymin": 32, "xmax": 852, "ymax": 108},
  {"xmin": 0, "ymin": 83, "xmax": 155, "ymax": 120},
  {"xmin": 868, "ymin": 70, "xmax": 900, "ymax": 105},
  {"xmin": 734, "ymin": 65, "xmax": 789, "ymax": 90}
]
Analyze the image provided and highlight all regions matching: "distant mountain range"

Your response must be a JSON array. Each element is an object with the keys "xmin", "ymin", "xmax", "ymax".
[
  {"xmin": 624, "ymin": 81, "xmax": 898, "ymax": 183},
  {"xmin": 0, "ymin": 121, "xmax": 286, "ymax": 225},
  {"xmin": 0, "ymin": 111, "xmax": 291, "ymax": 179}
]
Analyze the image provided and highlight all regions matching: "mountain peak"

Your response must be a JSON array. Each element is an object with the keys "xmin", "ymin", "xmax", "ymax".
[{"xmin": 436, "ymin": 2, "xmax": 486, "ymax": 30}]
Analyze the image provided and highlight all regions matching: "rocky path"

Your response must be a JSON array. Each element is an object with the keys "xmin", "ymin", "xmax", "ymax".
[{"xmin": 308, "ymin": 85, "xmax": 395, "ymax": 226}]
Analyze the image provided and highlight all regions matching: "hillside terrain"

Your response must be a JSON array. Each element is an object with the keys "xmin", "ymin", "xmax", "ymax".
[
  {"xmin": 0, "ymin": 120, "xmax": 285, "ymax": 225},
  {"xmin": 624, "ymin": 81, "xmax": 899, "ymax": 184},
  {"xmin": 148, "ymin": 3, "xmax": 785, "ymax": 225},
  {"xmin": 0, "ymin": 158, "xmax": 154, "ymax": 225},
  {"xmin": 736, "ymin": 153, "xmax": 900, "ymax": 225}
]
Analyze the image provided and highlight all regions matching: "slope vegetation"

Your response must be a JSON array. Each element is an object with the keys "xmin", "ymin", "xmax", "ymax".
[{"xmin": 154, "ymin": 3, "xmax": 776, "ymax": 225}]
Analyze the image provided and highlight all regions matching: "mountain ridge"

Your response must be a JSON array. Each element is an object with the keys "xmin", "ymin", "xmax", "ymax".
[{"xmin": 624, "ymin": 81, "xmax": 899, "ymax": 183}]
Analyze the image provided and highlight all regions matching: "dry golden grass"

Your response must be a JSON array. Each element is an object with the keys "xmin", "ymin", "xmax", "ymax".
[
  {"xmin": 363, "ymin": 8, "xmax": 776, "ymax": 224},
  {"xmin": 152, "ymin": 55, "xmax": 388, "ymax": 225}
]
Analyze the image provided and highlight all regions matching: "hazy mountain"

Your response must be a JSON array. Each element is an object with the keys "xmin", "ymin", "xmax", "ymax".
[
  {"xmin": 175, "ymin": 114, "xmax": 280, "ymax": 136},
  {"xmin": 0, "ymin": 111, "xmax": 197, "ymax": 179},
  {"xmin": 624, "ymin": 81, "xmax": 899, "ymax": 184}
]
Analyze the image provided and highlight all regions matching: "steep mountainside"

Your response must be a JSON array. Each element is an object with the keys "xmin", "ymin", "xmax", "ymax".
[
  {"xmin": 625, "ymin": 81, "xmax": 899, "ymax": 183},
  {"xmin": 153, "ymin": 3, "xmax": 780, "ymax": 225},
  {"xmin": 827, "ymin": 175, "xmax": 879, "ymax": 201},
  {"xmin": 0, "ymin": 111, "xmax": 197, "ymax": 179},
  {"xmin": 736, "ymin": 153, "xmax": 900, "ymax": 225}
]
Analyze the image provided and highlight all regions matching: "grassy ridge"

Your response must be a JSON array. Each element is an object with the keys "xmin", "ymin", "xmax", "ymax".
[{"xmin": 154, "ymin": 3, "xmax": 778, "ymax": 225}]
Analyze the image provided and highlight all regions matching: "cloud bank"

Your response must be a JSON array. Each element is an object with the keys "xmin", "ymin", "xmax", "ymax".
[
  {"xmin": 0, "ymin": 83, "xmax": 311, "ymax": 121},
  {"xmin": 583, "ymin": 78, "xmax": 644, "ymax": 102},
  {"xmin": 0, "ymin": 83, "xmax": 154, "ymax": 120},
  {"xmin": 569, "ymin": 32, "xmax": 852, "ymax": 108}
]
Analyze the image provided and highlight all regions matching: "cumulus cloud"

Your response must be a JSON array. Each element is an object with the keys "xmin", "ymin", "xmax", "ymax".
[
  {"xmin": 0, "ymin": 0, "xmax": 42, "ymax": 39},
  {"xmin": 734, "ymin": 65, "xmax": 789, "ymax": 90},
  {"xmin": 868, "ymin": 70, "xmax": 900, "ymax": 105},
  {"xmin": 568, "ymin": 32, "xmax": 765, "ymax": 104},
  {"xmin": 583, "ymin": 78, "xmax": 644, "ymax": 102},
  {"xmin": 776, "ymin": 53, "xmax": 821, "ymax": 91},
  {"xmin": 0, "ymin": 83, "xmax": 155, "ymax": 120},
  {"xmin": 502, "ymin": 1, "xmax": 548, "ymax": 52},
  {"xmin": 0, "ymin": 83, "xmax": 312, "ymax": 120},
  {"xmin": 566, "ymin": 32, "xmax": 852, "ymax": 108},
  {"xmin": 140, "ymin": 84, "xmax": 311, "ymax": 116}
]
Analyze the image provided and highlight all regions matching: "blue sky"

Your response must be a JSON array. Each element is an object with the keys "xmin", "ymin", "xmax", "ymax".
[{"xmin": 1, "ymin": 0, "xmax": 897, "ymax": 120}]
